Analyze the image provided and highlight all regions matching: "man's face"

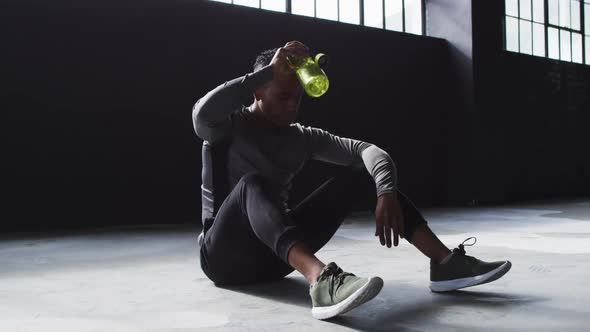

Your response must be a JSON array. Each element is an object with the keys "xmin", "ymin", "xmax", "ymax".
[{"xmin": 256, "ymin": 76, "xmax": 303, "ymax": 127}]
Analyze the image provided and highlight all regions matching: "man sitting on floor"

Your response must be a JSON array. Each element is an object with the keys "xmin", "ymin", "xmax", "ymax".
[{"xmin": 192, "ymin": 40, "xmax": 511, "ymax": 320}]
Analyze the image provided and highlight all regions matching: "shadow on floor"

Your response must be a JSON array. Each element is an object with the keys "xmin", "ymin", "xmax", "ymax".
[
  {"xmin": 331, "ymin": 286, "xmax": 549, "ymax": 332},
  {"xmin": 221, "ymin": 278, "xmax": 548, "ymax": 332},
  {"xmin": 219, "ymin": 276, "xmax": 311, "ymax": 308}
]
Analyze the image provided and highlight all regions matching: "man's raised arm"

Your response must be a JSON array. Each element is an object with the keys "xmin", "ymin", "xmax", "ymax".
[{"xmin": 192, "ymin": 65, "xmax": 274, "ymax": 142}]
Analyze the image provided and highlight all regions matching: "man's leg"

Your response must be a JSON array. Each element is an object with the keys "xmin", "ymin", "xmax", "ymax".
[
  {"xmin": 200, "ymin": 172, "xmax": 384, "ymax": 320},
  {"xmin": 376, "ymin": 178, "xmax": 512, "ymax": 292},
  {"xmin": 379, "ymin": 181, "xmax": 512, "ymax": 292},
  {"xmin": 289, "ymin": 167, "xmax": 431, "ymax": 251},
  {"xmin": 409, "ymin": 223, "xmax": 451, "ymax": 263},
  {"xmin": 288, "ymin": 167, "xmax": 512, "ymax": 293},
  {"xmin": 200, "ymin": 171, "xmax": 369, "ymax": 285},
  {"xmin": 200, "ymin": 172, "xmax": 308, "ymax": 286},
  {"xmin": 391, "ymin": 189, "xmax": 452, "ymax": 262}
]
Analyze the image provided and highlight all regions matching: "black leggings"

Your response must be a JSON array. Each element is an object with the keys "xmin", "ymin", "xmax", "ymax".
[{"xmin": 199, "ymin": 168, "xmax": 427, "ymax": 286}]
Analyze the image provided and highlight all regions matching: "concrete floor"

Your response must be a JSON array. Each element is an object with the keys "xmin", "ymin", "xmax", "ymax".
[{"xmin": 1, "ymin": 198, "xmax": 590, "ymax": 331}]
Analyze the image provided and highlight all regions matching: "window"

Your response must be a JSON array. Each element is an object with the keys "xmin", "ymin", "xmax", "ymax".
[
  {"xmin": 210, "ymin": 0, "xmax": 424, "ymax": 35},
  {"xmin": 316, "ymin": 0, "xmax": 338, "ymax": 21},
  {"xmin": 505, "ymin": 0, "xmax": 589, "ymax": 65},
  {"xmin": 261, "ymin": 0, "xmax": 286, "ymax": 12},
  {"xmin": 292, "ymin": 0, "xmax": 314, "ymax": 17},
  {"xmin": 233, "ymin": 0, "xmax": 259, "ymax": 8}
]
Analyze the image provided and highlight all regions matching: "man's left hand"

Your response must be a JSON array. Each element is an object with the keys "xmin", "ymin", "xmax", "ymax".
[{"xmin": 375, "ymin": 192, "xmax": 405, "ymax": 248}]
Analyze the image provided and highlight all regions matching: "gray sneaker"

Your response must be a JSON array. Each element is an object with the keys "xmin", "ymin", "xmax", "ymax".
[
  {"xmin": 430, "ymin": 237, "xmax": 512, "ymax": 292},
  {"xmin": 310, "ymin": 262, "xmax": 383, "ymax": 320}
]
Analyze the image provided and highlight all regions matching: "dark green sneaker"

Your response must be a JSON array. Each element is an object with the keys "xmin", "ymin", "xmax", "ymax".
[
  {"xmin": 430, "ymin": 237, "xmax": 512, "ymax": 292},
  {"xmin": 310, "ymin": 262, "xmax": 383, "ymax": 320}
]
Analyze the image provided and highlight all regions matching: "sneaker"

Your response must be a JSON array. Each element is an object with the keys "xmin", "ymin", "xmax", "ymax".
[
  {"xmin": 310, "ymin": 262, "xmax": 383, "ymax": 320},
  {"xmin": 430, "ymin": 237, "xmax": 512, "ymax": 292}
]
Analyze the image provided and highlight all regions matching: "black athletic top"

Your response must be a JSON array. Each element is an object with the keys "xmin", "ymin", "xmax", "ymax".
[{"xmin": 192, "ymin": 64, "xmax": 397, "ymax": 210}]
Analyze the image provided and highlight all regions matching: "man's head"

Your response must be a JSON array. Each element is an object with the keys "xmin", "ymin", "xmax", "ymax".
[{"xmin": 252, "ymin": 47, "xmax": 303, "ymax": 128}]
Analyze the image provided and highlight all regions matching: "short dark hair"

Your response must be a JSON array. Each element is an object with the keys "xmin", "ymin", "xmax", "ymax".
[{"xmin": 253, "ymin": 47, "xmax": 279, "ymax": 72}]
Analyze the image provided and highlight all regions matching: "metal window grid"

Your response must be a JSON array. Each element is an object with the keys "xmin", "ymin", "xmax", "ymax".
[
  {"xmin": 505, "ymin": 0, "xmax": 587, "ymax": 64},
  {"xmin": 222, "ymin": 0, "xmax": 424, "ymax": 35}
]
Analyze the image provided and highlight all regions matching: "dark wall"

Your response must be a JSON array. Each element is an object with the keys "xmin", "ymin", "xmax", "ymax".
[
  {"xmin": 425, "ymin": 0, "xmax": 475, "ymax": 205},
  {"xmin": 472, "ymin": 0, "xmax": 590, "ymax": 203},
  {"xmin": 473, "ymin": 1, "xmax": 590, "ymax": 202},
  {"xmin": 1, "ymin": 0, "xmax": 454, "ymax": 231},
  {"xmin": 423, "ymin": 0, "xmax": 590, "ymax": 205},
  {"xmin": 471, "ymin": 0, "xmax": 508, "ymax": 204},
  {"xmin": 502, "ymin": 54, "xmax": 590, "ymax": 201}
]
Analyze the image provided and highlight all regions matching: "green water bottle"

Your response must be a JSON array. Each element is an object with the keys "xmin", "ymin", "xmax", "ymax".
[{"xmin": 287, "ymin": 53, "xmax": 329, "ymax": 98}]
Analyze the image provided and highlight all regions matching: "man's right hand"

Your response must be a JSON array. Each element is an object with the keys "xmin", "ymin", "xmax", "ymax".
[
  {"xmin": 270, "ymin": 41, "xmax": 310, "ymax": 85},
  {"xmin": 375, "ymin": 192, "xmax": 405, "ymax": 248}
]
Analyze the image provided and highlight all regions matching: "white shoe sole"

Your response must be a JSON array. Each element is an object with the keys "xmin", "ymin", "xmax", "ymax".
[
  {"xmin": 311, "ymin": 276, "xmax": 384, "ymax": 320},
  {"xmin": 430, "ymin": 261, "xmax": 512, "ymax": 292}
]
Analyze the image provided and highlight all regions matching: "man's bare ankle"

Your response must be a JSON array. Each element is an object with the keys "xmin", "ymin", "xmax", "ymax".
[
  {"xmin": 434, "ymin": 250, "xmax": 452, "ymax": 264},
  {"xmin": 287, "ymin": 242, "xmax": 326, "ymax": 284},
  {"xmin": 306, "ymin": 263, "xmax": 325, "ymax": 285}
]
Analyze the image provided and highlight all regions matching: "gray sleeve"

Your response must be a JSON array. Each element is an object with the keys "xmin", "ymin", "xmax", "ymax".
[
  {"xmin": 302, "ymin": 125, "xmax": 398, "ymax": 197},
  {"xmin": 192, "ymin": 65, "xmax": 274, "ymax": 143}
]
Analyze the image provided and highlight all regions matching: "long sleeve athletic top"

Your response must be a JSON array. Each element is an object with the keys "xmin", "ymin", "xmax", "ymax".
[{"xmin": 192, "ymin": 64, "xmax": 397, "ymax": 210}]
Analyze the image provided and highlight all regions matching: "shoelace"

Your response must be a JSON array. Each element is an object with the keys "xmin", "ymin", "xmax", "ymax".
[
  {"xmin": 453, "ymin": 236, "xmax": 477, "ymax": 256},
  {"xmin": 317, "ymin": 265, "xmax": 355, "ymax": 301}
]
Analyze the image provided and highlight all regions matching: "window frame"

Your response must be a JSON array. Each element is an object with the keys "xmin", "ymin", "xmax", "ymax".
[
  {"xmin": 212, "ymin": 0, "xmax": 426, "ymax": 35},
  {"xmin": 505, "ymin": 0, "xmax": 588, "ymax": 64}
]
